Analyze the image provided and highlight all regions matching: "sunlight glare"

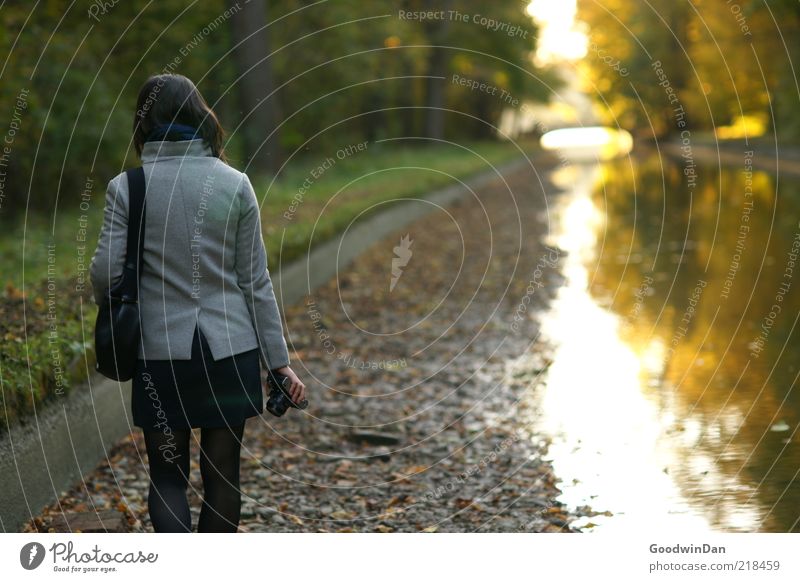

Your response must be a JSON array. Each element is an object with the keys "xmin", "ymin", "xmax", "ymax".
[
  {"xmin": 540, "ymin": 126, "xmax": 634, "ymax": 161},
  {"xmin": 526, "ymin": 0, "xmax": 588, "ymax": 63}
]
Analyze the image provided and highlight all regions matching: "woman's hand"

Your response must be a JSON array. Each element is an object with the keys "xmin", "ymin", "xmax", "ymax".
[{"xmin": 274, "ymin": 366, "xmax": 306, "ymax": 404}]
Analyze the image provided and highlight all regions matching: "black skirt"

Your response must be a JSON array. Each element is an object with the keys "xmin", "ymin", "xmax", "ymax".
[{"xmin": 131, "ymin": 324, "xmax": 263, "ymax": 430}]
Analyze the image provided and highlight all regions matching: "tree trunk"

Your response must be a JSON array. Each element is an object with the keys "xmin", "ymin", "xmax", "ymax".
[
  {"xmin": 423, "ymin": 0, "xmax": 454, "ymax": 140},
  {"xmin": 229, "ymin": 0, "xmax": 281, "ymax": 174}
]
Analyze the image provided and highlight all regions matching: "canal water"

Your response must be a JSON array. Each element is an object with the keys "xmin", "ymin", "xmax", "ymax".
[{"xmin": 535, "ymin": 148, "xmax": 800, "ymax": 532}]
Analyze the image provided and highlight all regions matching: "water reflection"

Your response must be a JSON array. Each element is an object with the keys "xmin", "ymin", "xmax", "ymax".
[{"xmin": 536, "ymin": 150, "xmax": 800, "ymax": 532}]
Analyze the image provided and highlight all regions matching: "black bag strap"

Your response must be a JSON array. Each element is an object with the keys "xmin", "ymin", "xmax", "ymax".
[{"xmin": 123, "ymin": 167, "xmax": 146, "ymax": 291}]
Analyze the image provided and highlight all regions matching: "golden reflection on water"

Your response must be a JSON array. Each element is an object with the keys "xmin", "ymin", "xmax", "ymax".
[{"xmin": 533, "ymin": 152, "xmax": 800, "ymax": 532}]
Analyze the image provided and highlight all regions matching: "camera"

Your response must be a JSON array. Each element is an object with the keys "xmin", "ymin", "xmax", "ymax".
[{"xmin": 266, "ymin": 370, "xmax": 308, "ymax": 417}]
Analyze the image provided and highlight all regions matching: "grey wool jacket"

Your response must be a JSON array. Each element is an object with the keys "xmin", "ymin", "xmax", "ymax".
[{"xmin": 89, "ymin": 138, "xmax": 291, "ymax": 370}]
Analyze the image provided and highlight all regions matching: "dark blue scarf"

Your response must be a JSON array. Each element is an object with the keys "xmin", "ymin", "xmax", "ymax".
[{"xmin": 145, "ymin": 123, "xmax": 200, "ymax": 142}]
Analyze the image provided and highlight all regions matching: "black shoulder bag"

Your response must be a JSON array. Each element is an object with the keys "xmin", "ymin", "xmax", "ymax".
[{"xmin": 94, "ymin": 167, "xmax": 146, "ymax": 381}]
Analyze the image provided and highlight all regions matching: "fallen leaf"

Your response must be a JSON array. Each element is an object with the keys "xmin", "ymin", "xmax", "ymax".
[
  {"xmin": 387, "ymin": 495, "xmax": 411, "ymax": 508},
  {"xmin": 330, "ymin": 510, "xmax": 354, "ymax": 520},
  {"xmin": 454, "ymin": 498, "xmax": 474, "ymax": 509}
]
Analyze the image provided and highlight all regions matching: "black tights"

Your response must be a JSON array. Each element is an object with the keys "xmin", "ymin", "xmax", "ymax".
[{"xmin": 142, "ymin": 423, "xmax": 245, "ymax": 533}]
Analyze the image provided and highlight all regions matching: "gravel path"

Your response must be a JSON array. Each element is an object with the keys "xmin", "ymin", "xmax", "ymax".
[{"xmin": 27, "ymin": 155, "xmax": 597, "ymax": 533}]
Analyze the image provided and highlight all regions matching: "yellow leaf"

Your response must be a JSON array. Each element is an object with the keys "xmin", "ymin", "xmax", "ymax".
[
  {"xmin": 330, "ymin": 510, "xmax": 353, "ymax": 520},
  {"xmin": 387, "ymin": 495, "xmax": 411, "ymax": 508}
]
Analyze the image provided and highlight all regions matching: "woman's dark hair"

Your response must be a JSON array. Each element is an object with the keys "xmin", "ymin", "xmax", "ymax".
[{"xmin": 133, "ymin": 73, "xmax": 227, "ymax": 162}]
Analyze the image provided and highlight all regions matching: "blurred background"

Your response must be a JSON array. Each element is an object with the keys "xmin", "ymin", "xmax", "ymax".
[{"xmin": 2, "ymin": 0, "xmax": 800, "ymax": 532}]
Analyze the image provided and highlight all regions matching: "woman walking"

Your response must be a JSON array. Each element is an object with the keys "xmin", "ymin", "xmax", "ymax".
[{"xmin": 90, "ymin": 73, "xmax": 305, "ymax": 533}]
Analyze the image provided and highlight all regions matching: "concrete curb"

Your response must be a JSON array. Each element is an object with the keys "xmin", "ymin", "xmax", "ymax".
[
  {"xmin": 0, "ymin": 374, "xmax": 133, "ymax": 532},
  {"xmin": 0, "ymin": 155, "xmax": 532, "ymax": 532}
]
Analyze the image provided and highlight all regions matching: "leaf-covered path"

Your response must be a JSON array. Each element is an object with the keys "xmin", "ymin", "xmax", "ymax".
[{"xmin": 28, "ymin": 155, "xmax": 594, "ymax": 533}]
